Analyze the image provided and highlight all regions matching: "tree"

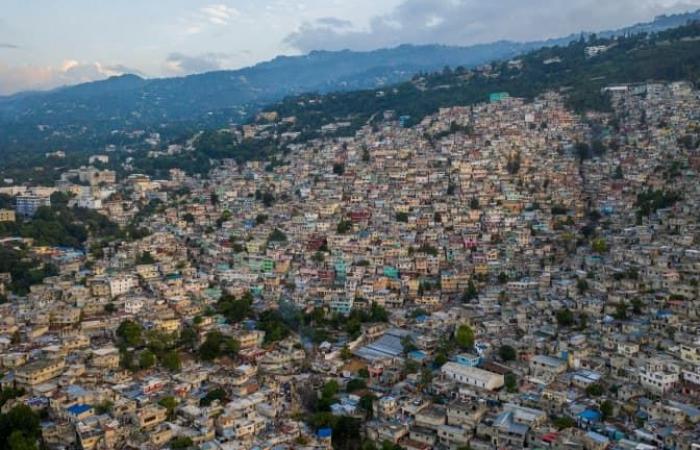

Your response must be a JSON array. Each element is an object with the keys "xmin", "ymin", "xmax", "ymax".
[
  {"xmin": 332, "ymin": 416, "xmax": 362, "ymax": 450},
  {"xmin": 158, "ymin": 396, "xmax": 178, "ymax": 419},
  {"xmin": 139, "ymin": 350, "xmax": 156, "ymax": 370},
  {"xmin": 498, "ymin": 345, "xmax": 516, "ymax": 362},
  {"xmin": 0, "ymin": 405, "xmax": 40, "ymax": 450},
  {"xmin": 462, "ymin": 280, "xmax": 478, "ymax": 302},
  {"xmin": 359, "ymin": 394, "xmax": 375, "ymax": 419},
  {"xmin": 455, "ymin": 324, "xmax": 475, "ymax": 351},
  {"xmin": 420, "ymin": 368, "xmax": 433, "ymax": 387},
  {"xmin": 346, "ymin": 378, "xmax": 367, "ymax": 393},
  {"xmin": 332, "ymin": 163, "xmax": 345, "ymax": 175},
  {"xmin": 7, "ymin": 431, "xmax": 37, "ymax": 450},
  {"xmin": 381, "ymin": 441, "xmax": 403, "ymax": 450},
  {"xmin": 433, "ymin": 351, "xmax": 448, "ymax": 367},
  {"xmin": 136, "ymin": 251, "xmax": 156, "ymax": 264},
  {"xmin": 199, "ymin": 331, "xmax": 239, "ymax": 361},
  {"xmin": 340, "ymin": 346, "xmax": 352, "ymax": 361},
  {"xmin": 612, "ymin": 302, "xmax": 629, "ymax": 321},
  {"xmin": 613, "ymin": 164, "xmax": 624, "ymax": 179},
  {"xmin": 322, "ymin": 380, "xmax": 340, "ymax": 399},
  {"xmin": 553, "ymin": 416, "xmax": 576, "ymax": 430},
  {"xmin": 575, "ymin": 142, "xmax": 592, "ymax": 161},
  {"xmin": 591, "ymin": 238, "xmax": 608, "ymax": 254},
  {"xmin": 200, "ymin": 388, "xmax": 226, "ymax": 407},
  {"xmin": 255, "ymin": 214, "xmax": 268, "ymax": 225},
  {"xmin": 336, "ymin": 220, "xmax": 353, "ymax": 234},
  {"xmin": 262, "ymin": 191, "xmax": 275, "ymax": 207},
  {"xmin": 401, "ymin": 335, "xmax": 417, "ymax": 354},
  {"xmin": 179, "ymin": 326, "xmax": 198, "ymax": 350},
  {"xmin": 370, "ymin": 303, "xmax": 389, "ymax": 322},
  {"xmin": 585, "ymin": 384, "xmax": 605, "ymax": 397},
  {"xmin": 0, "ymin": 388, "xmax": 24, "ymax": 410},
  {"xmin": 162, "ymin": 350, "xmax": 181, "ymax": 372},
  {"xmin": 591, "ymin": 139, "xmax": 607, "ymax": 156},
  {"xmin": 94, "ymin": 400, "xmax": 113, "ymax": 415},
  {"xmin": 504, "ymin": 373, "xmax": 518, "ymax": 393},
  {"xmin": 169, "ymin": 436, "xmax": 194, "ymax": 449},
  {"xmin": 116, "ymin": 320, "xmax": 143, "ymax": 347},
  {"xmin": 577, "ymin": 278, "xmax": 589, "ymax": 294},
  {"xmin": 267, "ymin": 228, "xmax": 288, "ymax": 243},
  {"xmin": 600, "ymin": 400, "xmax": 614, "ymax": 420},
  {"xmin": 258, "ymin": 310, "xmax": 291, "ymax": 344},
  {"xmin": 217, "ymin": 295, "xmax": 252, "ymax": 323},
  {"xmin": 556, "ymin": 308, "xmax": 575, "ymax": 327},
  {"xmin": 631, "ymin": 298, "xmax": 643, "ymax": 315},
  {"xmin": 395, "ymin": 212, "xmax": 408, "ymax": 223}
]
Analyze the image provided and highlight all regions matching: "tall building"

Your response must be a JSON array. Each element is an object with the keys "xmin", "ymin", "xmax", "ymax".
[{"xmin": 15, "ymin": 195, "xmax": 51, "ymax": 217}]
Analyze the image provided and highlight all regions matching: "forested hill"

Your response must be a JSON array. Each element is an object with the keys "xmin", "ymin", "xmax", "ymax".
[
  {"xmin": 1, "ymin": 9, "xmax": 700, "ymax": 164},
  {"xmin": 4, "ymin": 9, "xmax": 699, "ymax": 128},
  {"xmin": 4, "ymin": 18, "xmax": 700, "ymax": 183},
  {"xmin": 257, "ymin": 21, "xmax": 700, "ymax": 137},
  {"xmin": 180, "ymin": 21, "xmax": 700, "ymax": 176}
]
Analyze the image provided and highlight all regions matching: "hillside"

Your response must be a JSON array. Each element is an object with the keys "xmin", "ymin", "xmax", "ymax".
[
  {"xmin": 251, "ymin": 22, "xmax": 700, "ymax": 141},
  {"xmin": 170, "ymin": 20, "xmax": 700, "ymax": 178},
  {"xmin": 3, "ymin": 14, "xmax": 700, "ymax": 185},
  {"xmin": 0, "ymin": 10, "xmax": 699, "ymax": 161}
]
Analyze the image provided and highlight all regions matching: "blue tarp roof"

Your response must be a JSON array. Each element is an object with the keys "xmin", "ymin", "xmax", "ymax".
[
  {"xmin": 67, "ymin": 404, "xmax": 92, "ymax": 415},
  {"xmin": 579, "ymin": 409, "xmax": 601, "ymax": 422}
]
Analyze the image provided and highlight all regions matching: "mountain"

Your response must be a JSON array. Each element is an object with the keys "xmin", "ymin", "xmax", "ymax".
[
  {"xmin": 182, "ymin": 21, "xmax": 700, "ymax": 173},
  {"xmin": 2, "ymin": 9, "xmax": 700, "ymax": 130},
  {"xmin": 1, "ymin": 9, "xmax": 700, "ymax": 178},
  {"xmin": 0, "ymin": 42, "xmax": 533, "ymax": 126}
]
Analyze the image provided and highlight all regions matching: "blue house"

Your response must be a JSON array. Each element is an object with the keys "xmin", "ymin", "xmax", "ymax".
[
  {"xmin": 578, "ymin": 409, "xmax": 601, "ymax": 428},
  {"xmin": 454, "ymin": 353, "xmax": 481, "ymax": 367}
]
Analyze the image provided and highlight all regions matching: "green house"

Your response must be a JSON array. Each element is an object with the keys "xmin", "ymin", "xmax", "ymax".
[
  {"xmin": 489, "ymin": 92, "xmax": 510, "ymax": 103},
  {"xmin": 383, "ymin": 266, "xmax": 399, "ymax": 279},
  {"xmin": 335, "ymin": 259, "xmax": 347, "ymax": 279},
  {"xmin": 261, "ymin": 259, "xmax": 276, "ymax": 273}
]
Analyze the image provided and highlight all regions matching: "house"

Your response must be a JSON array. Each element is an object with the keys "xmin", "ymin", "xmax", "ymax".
[
  {"xmin": 15, "ymin": 358, "xmax": 66, "ymax": 387},
  {"xmin": 530, "ymin": 355, "xmax": 567, "ymax": 381},
  {"xmin": 441, "ymin": 362, "xmax": 504, "ymax": 391}
]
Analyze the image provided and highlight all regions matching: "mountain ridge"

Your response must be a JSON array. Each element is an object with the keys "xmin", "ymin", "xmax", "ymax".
[{"xmin": 1, "ymin": 9, "xmax": 699, "ymax": 129}]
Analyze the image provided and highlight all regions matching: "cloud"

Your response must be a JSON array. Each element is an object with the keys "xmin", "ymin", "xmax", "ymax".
[
  {"xmin": 0, "ymin": 43, "xmax": 19, "ymax": 49},
  {"xmin": 0, "ymin": 60, "xmax": 133, "ymax": 95},
  {"xmin": 285, "ymin": 0, "xmax": 700, "ymax": 52},
  {"xmin": 163, "ymin": 52, "xmax": 230, "ymax": 75},
  {"xmin": 104, "ymin": 64, "xmax": 144, "ymax": 76},
  {"xmin": 201, "ymin": 4, "xmax": 240, "ymax": 25},
  {"xmin": 315, "ymin": 17, "xmax": 353, "ymax": 28},
  {"xmin": 180, "ymin": 3, "xmax": 240, "ymax": 36}
]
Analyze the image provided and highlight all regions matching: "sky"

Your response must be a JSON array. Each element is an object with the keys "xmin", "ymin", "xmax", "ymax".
[{"xmin": 1, "ymin": 0, "xmax": 699, "ymax": 95}]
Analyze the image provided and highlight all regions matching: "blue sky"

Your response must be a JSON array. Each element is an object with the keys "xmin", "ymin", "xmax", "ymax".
[{"xmin": 1, "ymin": 0, "xmax": 698, "ymax": 94}]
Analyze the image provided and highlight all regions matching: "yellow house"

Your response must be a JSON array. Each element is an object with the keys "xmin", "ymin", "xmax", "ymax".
[
  {"xmin": 15, "ymin": 358, "xmax": 66, "ymax": 386},
  {"xmin": 134, "ymin": 404, "xmax": 168, "ymax": 429}
]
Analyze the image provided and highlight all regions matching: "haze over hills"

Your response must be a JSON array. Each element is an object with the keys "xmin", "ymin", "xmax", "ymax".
[
  {"xmin": 0, "ymin": 9, "xmax": 699, "ymax": 132},
  {"xmin": 1, "ymin": 9, "xmax": 700, "ymax": 185}
]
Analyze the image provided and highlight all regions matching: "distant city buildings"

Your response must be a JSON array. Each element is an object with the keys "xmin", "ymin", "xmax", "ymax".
[{"xmin": 15, "ymin": 195, "xmax": 50, "ymax": 217}]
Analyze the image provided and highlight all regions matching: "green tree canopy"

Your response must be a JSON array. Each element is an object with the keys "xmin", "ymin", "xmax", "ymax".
[{"xmin": 455, "ymin": 324, "xmax": 475, "ymax": 350}]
